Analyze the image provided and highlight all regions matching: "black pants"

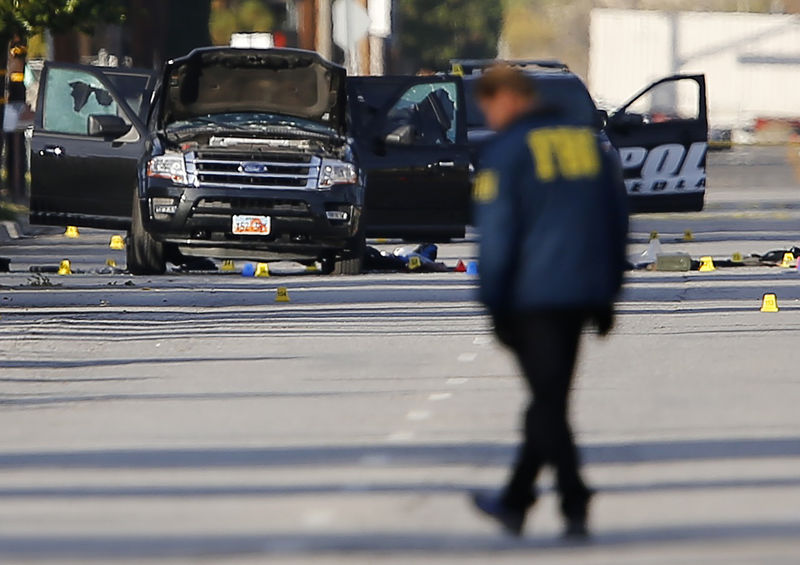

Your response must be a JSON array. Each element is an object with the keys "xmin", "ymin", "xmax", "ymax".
[{"xmin": 497, "ymin": 311, "xmax": 592, "ymax": 518}]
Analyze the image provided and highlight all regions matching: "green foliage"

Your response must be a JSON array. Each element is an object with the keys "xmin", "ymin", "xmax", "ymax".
[
  {"xmin": 0, "ymin": 0, "xmax": 125, "ymax": 37},
  {"xmin": 210, "ymin": 0, "xmax": 274, "ymax": 46},
  {"xmin": 396, "ymin": 0, "xmax": 504, "ymax": 72}
]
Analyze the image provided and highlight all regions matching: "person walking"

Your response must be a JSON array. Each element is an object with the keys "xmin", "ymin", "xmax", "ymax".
[{"xmin": 469, "ymin": 65, "xmax": 629, "ymax": 539}]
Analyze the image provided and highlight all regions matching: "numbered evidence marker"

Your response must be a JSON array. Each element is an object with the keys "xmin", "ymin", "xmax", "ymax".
[
  {"xmin": 275, "ymin": 287, "xmax": 290, "ymax": 303},
  {"xmin": 64, "ymin": 226, "xmax": 79, "ymax": 238},
  {"xmin": 699, "ymin": 256, "xmax": 716, "ymax": 272},
  {"xmin": 109, "ymin": 235, "xmax": 125, "ymax": 250},
  {"xmin": 408, "ymin": 256, "xmax": 422, "ymax": 271},
  {"xmin": 780, "ymin": 253, "xmax": 795, "ymax": 269},
  {"xmin": 58, "ymin": 260, "xmax": 72, "ymax": 275},
  {"xmin": 761, "ymin": 293, "xmax": 779, "ymax": 313}
]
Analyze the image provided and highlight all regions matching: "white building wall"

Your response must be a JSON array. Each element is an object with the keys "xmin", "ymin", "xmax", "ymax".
[{"xmin": 590, "ymin": 9, "xmax": 800, "ymax": 128}]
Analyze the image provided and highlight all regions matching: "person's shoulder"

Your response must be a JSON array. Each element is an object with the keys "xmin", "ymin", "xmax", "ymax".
[{"xmin": 482, "ymin": 122, "xmax": 533, "ymax": 169}]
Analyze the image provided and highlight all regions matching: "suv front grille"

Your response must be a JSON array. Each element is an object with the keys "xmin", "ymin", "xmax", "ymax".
[
  {"xmin": 192, "ymin": 197, "xmax": 310, "ymax": 218},
  {"xmin": 187, "ymin": 151, "xmax": 320, "ymax": 190}
]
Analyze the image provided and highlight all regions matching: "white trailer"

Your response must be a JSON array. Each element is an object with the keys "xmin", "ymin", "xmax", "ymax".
[{"xmin": 590, "ymin": 9, "xmax": 800, "ymax": 132}]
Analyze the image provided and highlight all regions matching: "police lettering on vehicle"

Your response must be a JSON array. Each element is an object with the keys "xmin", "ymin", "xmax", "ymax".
[{"xmin": 618, "ymin": 142, "xmax": 707, "ymax": 195}]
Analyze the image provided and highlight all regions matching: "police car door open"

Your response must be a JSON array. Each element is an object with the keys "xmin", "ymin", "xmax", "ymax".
[{"xmin": 606, "ymin": 75, "xmax": 708, "ymax": 213}]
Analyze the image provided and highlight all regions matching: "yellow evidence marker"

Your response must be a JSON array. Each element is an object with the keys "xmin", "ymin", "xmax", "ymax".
[
  {"xmin": 58, "ymin": 260, "xmax": 72, "ymax": 275},
  {"xmin": 683, "ymin": 230, "xmax": 694, "ymax": 242},
  {"xmin": 221, "ymin": 260, "xmax": 236, "ymax": 272},
  {"xmin": 780, "ymin": 252, "xmax": 795, "ymax": 268},
  {"xmin": 760, "ymin": 293, "xmax": 779, "ymax": 313},
  {"xmin": 698, "ymin": 256, "xmax": 716, "ymax": 272},
  {"xmin": 255, "ymin": 263, "xmax": 270, "ymax": 277},
  {"xmin": 109, "ymin": 235, "xmax": 125, "ymax": 250},
  {"xmin": 276, "ymin": 287, "xmax": 290, "ymax": 303},
  {"xmin": 408, "ymin": 256, "xmax": 422, "ymax": 271},
  {"xmin": 64, "ymin": 226, "xmax": 79, "ymax": 238},
  {"xmin": 732, "ymin": 252, "xmax": 743, "ymax": 263}
]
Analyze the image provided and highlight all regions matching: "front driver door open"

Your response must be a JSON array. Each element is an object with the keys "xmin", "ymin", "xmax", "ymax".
[
  {"xmin": 605, "ymin": 74, "xmax": 708, "ymax": 213},
  {"xmin": 30, "ymin": 63, "xmax": 154, "ymax": 229},
  {"xmin": 348, "ymin": 75, "xmax": 471, "ymax": 240}
]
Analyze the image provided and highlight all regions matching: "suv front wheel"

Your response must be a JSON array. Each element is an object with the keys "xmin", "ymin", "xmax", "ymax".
[
  {"xmin": 127, "ymin": 190, "xmax": 167, "ymax": 275},
  {"xmin": 323, "ymin": 231, "xmax": 365, "ymax": 276}
]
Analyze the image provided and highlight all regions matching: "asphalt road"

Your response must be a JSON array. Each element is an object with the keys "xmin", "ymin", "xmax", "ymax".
[{"xmin": 0, "ymin": 147, "xmax": 798, "ymax": 564}]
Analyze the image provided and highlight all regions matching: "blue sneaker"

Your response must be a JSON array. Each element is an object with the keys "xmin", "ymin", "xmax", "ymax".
[{"xmin": 471, "ymin": 491, "xmax": 526, "ymax": 537}]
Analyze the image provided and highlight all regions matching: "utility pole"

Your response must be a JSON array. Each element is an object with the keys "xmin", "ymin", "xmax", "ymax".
[
  {"xmin": 317, "ymin": 0, "xmax": 332, "ymax": 59},
  {"xmin": 4, "ymin": 35, "xmax": 26, "ymax": 203}
]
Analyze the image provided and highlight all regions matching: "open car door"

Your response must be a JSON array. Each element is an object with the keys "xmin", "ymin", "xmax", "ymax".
[
  {"xmin": 30, "ymin": 63, "xmax": 156, "ymax": 229},
  {"xmin": 605, "ymin": 74, "xmax": 708, "ymax": 213},
  {"xmin": 347, "ymin": 75, "xmax": 471, "ymax": 241}
]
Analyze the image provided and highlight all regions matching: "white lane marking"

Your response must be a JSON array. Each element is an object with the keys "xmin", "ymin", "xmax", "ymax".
[
  {"xmin": 428, "ymin": 392, "xmax": 452, "ymax": 401},
  {"xmin": 473, "ymin": 336, "xmax": 492, "ymax": 346},
  {"xmin": 303, "ymin": 510, "xmax": 336, "ymax": 527},
  {"xmin": 387, "ymin": 431, "xmax": 416, "ymax": 442},
  {"xmin": 447, "ymin": 377, "xmax": 468, "ymax": 386},
  {"xmin": 359, "ymin": 454, "xmax": 391, "ymax": 466},
  {"xmin": 458, "ymin": 352, "xmax": 477, "ymax": 363},
  {"xmin": 406, "ymin": 410, "xmax": 431, "ymax": 422}
]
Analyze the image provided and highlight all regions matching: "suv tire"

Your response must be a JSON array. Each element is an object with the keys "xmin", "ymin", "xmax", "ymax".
[
  {"xmin": 325, "ymin": 231, "xmax": 365, "ymax": 276},
  {"xmin": 127, "ymin": 190, "xmax": 166, "ymax": 275}
]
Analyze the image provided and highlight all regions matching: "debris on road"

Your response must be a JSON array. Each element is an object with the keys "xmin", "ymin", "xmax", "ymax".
[{"xmin": 364, "ymin": 243, "xmax": 448, "ymax": 273}]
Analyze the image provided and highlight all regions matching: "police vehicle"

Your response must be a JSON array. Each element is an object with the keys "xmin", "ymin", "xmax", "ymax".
[{"xmin": 452, "ymin": 59, "xmax": 708, "ymax": 213}]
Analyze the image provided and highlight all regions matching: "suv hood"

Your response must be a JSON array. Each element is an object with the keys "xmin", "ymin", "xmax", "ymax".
[{"xmin": 159, "ymin": 47, "xmax": 347, "ymax": 135}]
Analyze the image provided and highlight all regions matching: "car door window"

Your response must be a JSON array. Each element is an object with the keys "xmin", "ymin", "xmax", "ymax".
[
  {"xmin": 625, "ymin": 79, "xmax": 700, "ymax": 123},
  {"xmin": 42, "ymin": 67, "xmax": 128, "ymax": 135},
  {"xmin": 386, "ymin": 82, "xmax": 459, "ymax": 145}
]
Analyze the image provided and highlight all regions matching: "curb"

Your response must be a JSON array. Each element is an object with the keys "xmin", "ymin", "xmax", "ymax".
[{"xmin": 0, "ymin": 220, "xmax": 22, "ymax": 243}]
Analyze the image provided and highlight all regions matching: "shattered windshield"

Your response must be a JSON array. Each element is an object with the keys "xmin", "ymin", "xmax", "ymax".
[{"xmin": 166, "ymin": 112, "xmax": 336, "ymax": 135}]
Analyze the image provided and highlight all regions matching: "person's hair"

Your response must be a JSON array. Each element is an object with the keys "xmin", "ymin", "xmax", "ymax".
[{"xmin": 474, "ymin": 65, "xmax": 538, "ymax": 101}]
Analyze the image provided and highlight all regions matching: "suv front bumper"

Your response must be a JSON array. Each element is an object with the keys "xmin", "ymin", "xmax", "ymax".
[{"xmin": 141, "ymin": 183, "xmax": 363, "ymax": 261}]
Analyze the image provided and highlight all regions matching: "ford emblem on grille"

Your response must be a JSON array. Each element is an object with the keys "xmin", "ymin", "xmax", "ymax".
[{"xmin": 240, "ymin": 162, "xmax": 269, "ymax": 174}]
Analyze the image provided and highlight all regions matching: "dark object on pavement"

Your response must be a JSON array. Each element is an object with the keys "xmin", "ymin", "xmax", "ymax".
[
  {"xmin": 364, "ymin": 243, "xmax": 448, "ymax": 273},
  {"xmin": 29, "ymin": 265, "xmax": 59, "ymax": 273},
  {"xmin": 174, "ymin": 257, "xmax": 218, "ymax": 272},
  {"xmin": 471, "ymin": 491, "xmax": 525, "ymax": 537},
  {"xmin": 756, "ymin": 247, "xmax": 800, "ymax": 266},
  {"xmin": 364, "ymin": 246, "xmax": 406, "ymax": 271},
  {"xmin": 0, "ymin": 258, "xmax": 10, "ymax": 273}
]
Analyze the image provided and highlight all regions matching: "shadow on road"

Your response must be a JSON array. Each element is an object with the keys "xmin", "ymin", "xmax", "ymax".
[
  {"xmin": 0, "ymin": 437, "xmax": 796, "ymax": 469},
  {"xmin": 0, "ymin": 521, "xmax": 798, "ymax": 559}
]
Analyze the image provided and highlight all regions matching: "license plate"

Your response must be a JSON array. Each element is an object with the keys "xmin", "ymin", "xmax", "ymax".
[{"xmin": 232, "ymin": 215, "xmax": 271, "ymax": 235}]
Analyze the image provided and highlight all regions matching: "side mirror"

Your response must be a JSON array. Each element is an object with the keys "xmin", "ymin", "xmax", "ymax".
[
  {"xmin": 593, "ymin": 109, "xmax": 608, "ymax": 130},
  {"xmin": 385, "ymin": 124, "xmax": 415, "ymax": 146},
  {"xmin": 88, "ymin": 114, "xmax": 131, "ymax": 139},
  {"xmin": 609, "ymin": 111, "xmax": 644, "ymax": 128}
]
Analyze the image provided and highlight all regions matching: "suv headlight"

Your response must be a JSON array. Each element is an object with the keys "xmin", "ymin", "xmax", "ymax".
[
  {"xmin": 318, "ymin": 159, "xmax": 358, "ymax": 188},
  {"xmin": 147, "ymin": 152, "xmax": 189, "ymax": 185}
]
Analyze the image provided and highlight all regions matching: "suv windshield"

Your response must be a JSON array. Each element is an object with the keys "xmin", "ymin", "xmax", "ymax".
[
  {"xmin": 463, "ymin": 75, "xmax": 598, "ymax": 128},
  {"xmin": 166, "ymin": 112, "xmax": 335, "ymax": 135}
]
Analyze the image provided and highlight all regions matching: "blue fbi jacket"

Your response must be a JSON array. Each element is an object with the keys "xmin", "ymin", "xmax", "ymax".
[{"xmin": 474, "ymin": 112, "xmax": 629, "ymax": 315}]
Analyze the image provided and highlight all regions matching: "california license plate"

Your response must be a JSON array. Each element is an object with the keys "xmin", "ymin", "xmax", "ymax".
[{"xmin": 232, "ymin": 215, "xmax": 271, "ymax": 235}]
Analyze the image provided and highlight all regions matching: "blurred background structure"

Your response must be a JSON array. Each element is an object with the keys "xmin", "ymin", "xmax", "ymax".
[{"xmin": 1, "ymin": 0, "xmax": 800, "ymax": 204}]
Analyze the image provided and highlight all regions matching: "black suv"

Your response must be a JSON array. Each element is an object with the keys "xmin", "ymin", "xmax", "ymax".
[
  {"xmin": 30, "ymin": 48, "xmax": 473, "ymax": 274},
  {"xmin": 452, "ymin": 59, "xmax": 708, "ymax": 213}
]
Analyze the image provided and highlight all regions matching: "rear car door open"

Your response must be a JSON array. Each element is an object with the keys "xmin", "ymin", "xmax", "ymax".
[
  {"xmin": 347, "ymin": 76, "xmax": 471, "ymax": 241},
  {"xmin": 605, "ymin": 75, "xmax": 708, "ymax": 213}
]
